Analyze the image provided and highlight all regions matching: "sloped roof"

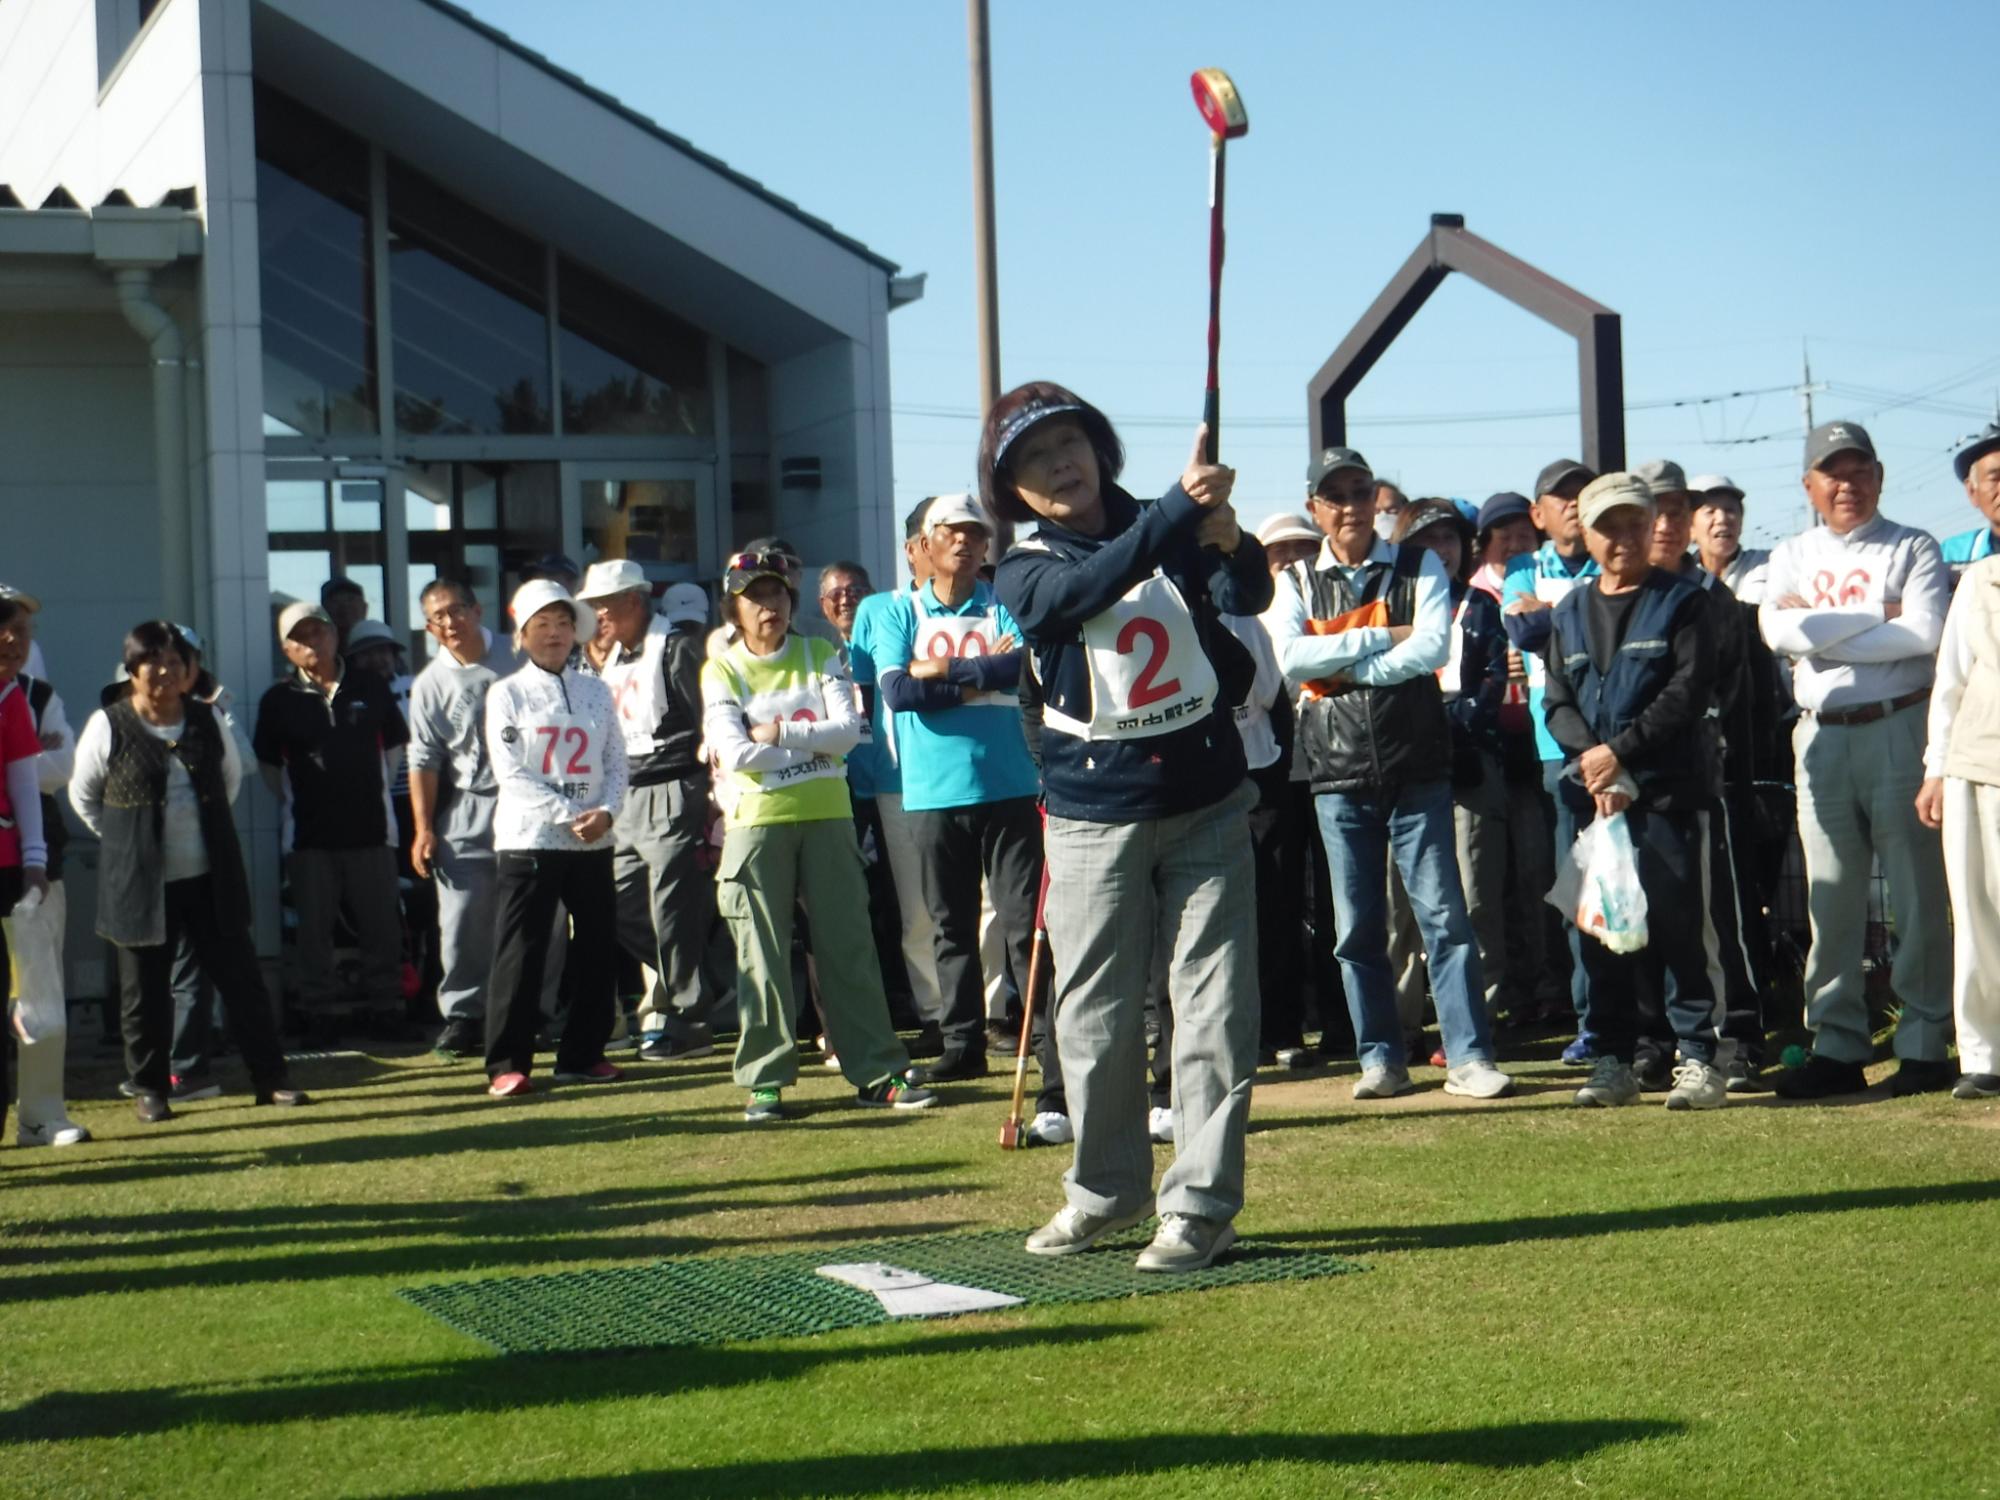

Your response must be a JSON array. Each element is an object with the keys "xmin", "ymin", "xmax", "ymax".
[{"xmin": 415, "ymin": 0, "xmax": 899, "ymax": 275}]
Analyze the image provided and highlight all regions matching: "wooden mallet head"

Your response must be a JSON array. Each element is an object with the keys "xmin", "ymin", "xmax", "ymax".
[{"xmin": 1190, "ymin": 68, "xmax": 1248, "ymax": 140}]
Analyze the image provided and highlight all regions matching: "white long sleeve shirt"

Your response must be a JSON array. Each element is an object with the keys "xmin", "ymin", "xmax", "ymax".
[
  {"xmin": 1266, "ymin": 537, "xmax": 1452, "ymax": 688},
  {"xmin": 483, "ymin": 659, "xmax": 628, "ymax": 852},
  {"xmin": 70, "ymin": 706, "xmax": 244, "ymax": 882},
  {"xmin": 1757, "ymin": 513, "xmax": 1947, "ymax": 713},
  {"xmin": 1222, "ymin": 611, "xmax": 1284, "ymax": 772}
]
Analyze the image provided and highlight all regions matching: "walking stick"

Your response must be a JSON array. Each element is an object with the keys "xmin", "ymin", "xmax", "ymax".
[{"xmin": 999, "ymin": 860, "xmax": 1053, "ymax": 1150}]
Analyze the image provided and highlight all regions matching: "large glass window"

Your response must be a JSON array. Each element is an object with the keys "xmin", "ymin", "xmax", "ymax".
[
  {"xmin": 727, "ymin": 349, "xmax": 772, "ymax": 544},
  {"xmin": 404, "ymin": 462, "xmax": 560, "ymax": 656},
  {"xmin": 265, "ymin": 466, "xmax": 387, "ymax": 672},
  {"xmin": 557, "ymin": 257, "xmax": 711, "ymax": 437},
  {"xmin": 387, "ymin": 165, "xmax": 551, "ymax": 436},
  {"xmin": 581, "ymin": 477, "xmax": 700, "ymax": 573},
  {"xmin": 255, "ymin": 87, "xmax": 376, "ymax": 439}
]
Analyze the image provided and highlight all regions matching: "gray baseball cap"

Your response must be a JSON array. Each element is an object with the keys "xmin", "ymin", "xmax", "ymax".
[
  {"xmin": 1631, "ymin": 458, "xmax": 1690, "ymax": 498},
  {"xmin": 1805, "ymin": 420, "xmax": 1876, "ymax": 471},
  {"xmin": 1307, "ymin": 446, "xmax": 1373, "ymax": 493},
  {"xmin": 1954, "ymin": 422, "xmax": 2000, "ymax": 483},
  {"xmin": 1533, "ymin": 458, "xmax": 1596, "ymax": 500}
]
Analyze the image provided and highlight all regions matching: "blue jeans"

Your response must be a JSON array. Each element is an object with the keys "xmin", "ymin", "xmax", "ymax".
[
  {"xmin": 1542, "ymin": 759, "xmax": 1591, "ymax": 1034},
  {"xmin": 1315, "ymin": 780, "xmax": 1495, "ymax": 1075}
]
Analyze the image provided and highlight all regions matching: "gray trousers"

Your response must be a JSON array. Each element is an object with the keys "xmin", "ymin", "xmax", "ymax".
[
  {"xmin": 614, "ymin": 774, "xmax": 713, "ymax": 1038},
  {"xmin": 433, "ymin": 837, "xmax": 496, "ymax": 1025},
  {"xmin": 290, "ymin": 844, "xmax": 402, "ymax": 1009},
  {"xmin": 1794, "ymin": 705, "xmax": 1952, "ymax": 1064},
  {"xmin": 1045, "ymin": 779, "xmax": 1259, "ymax": 1225}
]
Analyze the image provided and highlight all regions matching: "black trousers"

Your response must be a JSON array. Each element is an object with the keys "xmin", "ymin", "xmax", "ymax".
[
  {"xmin": 486, "ymin": 848, "xmax": 616, "ymax": 1077},
  {"xmin": 909, "ymin": 795, "xmax": 1042, "ymax": 1065},
  {"xmin": 1635, "ymin": 795, "xmax": 1766, "ymax": 1069},
  {"xmin": 1249, "ymin": 764, "xmax": 1308, "ymax": 1051},
  {"xmin": 117, "ymin": 875, "xmax": 289, "ymax": 1097},
  {"xmin": 852, "ymin": 797, "xmax": 918, "ymax": 1023},
  {"xmin": 1570, "ymin": 801, "xmax": 1726, "ymax": 1067}
]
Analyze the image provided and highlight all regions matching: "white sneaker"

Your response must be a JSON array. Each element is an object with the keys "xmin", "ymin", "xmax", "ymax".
[
  {"xmin": 1025, "ymin": 1198, "xmax": 1154, "ymax": 1257},
  {"xmin": 1443, "ymin": 1060, "xmax": 1516, "ymax": 1099},
  {"xmin": 817, "ymin": 1035, "xmax": 840, "ymax": 1070},
  {"xmin": 1665, "ymin": 1059, "xmax": 1727, "ymax": 1111},
  {"xmin": 15, "ymin": 1120, "xmax": 91, "ymax": 1147},
  {"xmin": 1274, "ymin": 1046, "xmax": 1311, "ymax": 1070},
  {"xmin": 1574, "ymin": 1056, "xmax": 1640, "ymax": 1107},
  {"xmin": 1147, "ymin": 1105, "xmax": 1174, "ymax": 1144},
  {"xmin": 1134, "ymin": 1212, "xmax": 1237, "ymax": 1273},
  {"xmin": 1352, "ymin": 1067, "xmax": 1414, "ymax": 1100},
  {"xmin": 1024, "ymin": 1110, "xmax": 1073, "ymax": 1145}
]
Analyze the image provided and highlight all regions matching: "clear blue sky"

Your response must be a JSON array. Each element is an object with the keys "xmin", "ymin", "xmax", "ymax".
[{"xmin": 464, "ymin": 0, "xmax": 2000, "ymax": 547}]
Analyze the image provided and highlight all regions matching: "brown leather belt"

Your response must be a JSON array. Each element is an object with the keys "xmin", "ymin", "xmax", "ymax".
[{"xmin": 1809, "ymin": 688, "xmax": 1930, "ymax": 728}]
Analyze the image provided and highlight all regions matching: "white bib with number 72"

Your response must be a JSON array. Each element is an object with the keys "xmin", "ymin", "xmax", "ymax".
[
  {"xmin": 915, "ymin": 610, "xmax": 1019, "ymax": 709},
  {"xmin": 1045, "ymin": 573, "xmax": 1218, "ymax": 742}
]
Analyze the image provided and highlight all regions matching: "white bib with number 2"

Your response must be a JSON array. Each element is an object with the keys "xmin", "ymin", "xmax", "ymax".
[{"xmin": 1047, "ymin": 573, "xmax": 1218, "ymax": 742}]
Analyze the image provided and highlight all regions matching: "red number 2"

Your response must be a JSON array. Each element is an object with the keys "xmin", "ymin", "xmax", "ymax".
[
  {"xmin": 536, "ymin": 726, "xmax": 592, "ymax": 774},
  {"xmin": 1116, "ymin": 616, "xmax": 1180, "ymax": 709}
]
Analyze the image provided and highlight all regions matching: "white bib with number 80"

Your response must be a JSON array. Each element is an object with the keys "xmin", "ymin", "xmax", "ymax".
[
  {"xmin": 1046, "ymin": 573, "xmax": 1218, "ymax": 742},
  {"xmin": 915, "ymin": 610, "xmax": 1019, "ymax": 708}
]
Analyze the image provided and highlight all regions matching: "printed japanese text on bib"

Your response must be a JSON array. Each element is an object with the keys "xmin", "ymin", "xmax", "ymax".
[
  {"xmin": 1047, "ymin": 573, "xmax": 1218, "ymax": 741},
  {"xmin": 741, "ymin": 677, "xmax": 844, "ymax": 787},
  {"xmin": 915, "ymin": 611, "xmax": 1019, "ymax": 708}
]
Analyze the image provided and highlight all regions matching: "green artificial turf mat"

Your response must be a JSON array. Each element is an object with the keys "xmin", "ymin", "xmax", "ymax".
[{"xmin": 401, "ymin": 1226, "xmax": 1360, "ymax": 1355}]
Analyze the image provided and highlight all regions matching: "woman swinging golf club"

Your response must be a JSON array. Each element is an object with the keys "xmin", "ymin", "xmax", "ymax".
[{"xmin": 987, "ymin": 382, "xmax": 1270, "ymax": 1273}]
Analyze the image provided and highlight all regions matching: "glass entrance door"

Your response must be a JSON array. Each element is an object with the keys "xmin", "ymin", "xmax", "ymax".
[{"xmin": 571, "ymin": 462, "xmax": 716, "ymax": 587}]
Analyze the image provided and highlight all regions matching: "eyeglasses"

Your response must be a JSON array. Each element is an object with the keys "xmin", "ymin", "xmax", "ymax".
[
  {"xmin": 820, "ymin": 586, "xmax": 865, "ymax": 603},
  {"xmin": 425, "ymin": 602, "xmax": 475, "ymax": 625}
]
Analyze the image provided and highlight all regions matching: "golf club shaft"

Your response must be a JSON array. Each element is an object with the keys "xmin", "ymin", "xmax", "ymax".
[{"xmin": 1203, "ymin": 132, "xmax": 1225, "ymax": 463}]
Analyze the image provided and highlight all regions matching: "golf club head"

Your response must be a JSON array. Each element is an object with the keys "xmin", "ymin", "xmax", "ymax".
[{"xmin": 1190, "ymin": 68, "xmax": 1248, "ymax": 139}]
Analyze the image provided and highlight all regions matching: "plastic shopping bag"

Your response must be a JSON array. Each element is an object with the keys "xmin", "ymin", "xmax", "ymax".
[{"xmin": 1545, "ymin": 811, "xmax": 1649, "ymax": 954}]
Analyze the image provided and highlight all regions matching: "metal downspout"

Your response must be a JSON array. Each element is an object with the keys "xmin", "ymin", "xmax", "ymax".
[{"xmin": 112, "ymin": 267, "xmax": 191, "ymax": 619}]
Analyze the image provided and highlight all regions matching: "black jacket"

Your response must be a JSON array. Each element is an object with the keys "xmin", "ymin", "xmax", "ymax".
[
  {"xmin": 994, "ymin": 482, "xmax": 1271, "ymax": 823},
  {"xmin": 1289, "ymin": 545, "xmax": 1453, "ymax": 797}
]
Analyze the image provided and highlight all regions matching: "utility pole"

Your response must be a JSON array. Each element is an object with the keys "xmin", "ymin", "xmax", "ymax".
[
  {"xmin": 967, "ymin": 0, "xmax": 1001, "ymax": 422},
  {"xmin": 1799, "ymin": 339, "xmax": 1827, "ymax": 532}
]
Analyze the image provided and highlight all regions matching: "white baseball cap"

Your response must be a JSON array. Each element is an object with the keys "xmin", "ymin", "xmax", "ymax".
[
  {"xmin": 660, "ymin": 581, "xmax": 709, "ymax": 626},
  {"xmin": 924, "ymin": 493, "xmax": 993, "ymax": 533},
  {"xmin": 574, "ymin": 558, "xmax": 650, "ymax": 602},
  {"xmin": 1255, "ymin": 512, "xmax": 1320, "ymax": 548},
  {"xmin": 1689, "ymin": 474, "xmax": 1745, "ymax": 502},
  {"xmin": 509, "ymin": 579, "xmax": 593, "ymax": 636},
  {"xmin": 276, "ymin": 600, "xmax": 333, "ymax": 641},
  {"xmin": 343, "ymin": 619, "xmax": 398, "ymax": 654}
]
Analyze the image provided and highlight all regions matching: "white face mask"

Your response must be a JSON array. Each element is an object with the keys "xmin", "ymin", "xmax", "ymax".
[{"xmin": 1373, "ymin": 511, "xmax": 1399, "ymax": 542}]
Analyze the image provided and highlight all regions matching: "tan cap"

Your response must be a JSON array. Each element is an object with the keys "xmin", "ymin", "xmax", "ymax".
[
  {"xmin": 924, "ymin": 493, "xmax": 994, "ymax": 533},
  {"xmin": 276, "ymin": 600, "xmax": 332, "ymax": 641},
  {"xmin": 1577, "ymin": 472, "xmax": 1655, "ymax": 531},
  {"xmin": 1255, "ymin": 512, "xmax": 1320, "ymax": 547},
  {"xmin": 575, "ymin": 558, "xmax": 650, "ymax": 602}
]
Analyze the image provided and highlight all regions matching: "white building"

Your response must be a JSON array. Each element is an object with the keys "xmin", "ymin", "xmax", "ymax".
[{"xmin": 0, "ymin": 0, "xmax": 919, "ymax": 987}]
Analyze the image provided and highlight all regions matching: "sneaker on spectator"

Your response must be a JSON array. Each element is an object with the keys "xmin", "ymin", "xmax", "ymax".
[
  {"xmin": 1135, "ymin": 1213, "xmax": 1237, "ymax": 1273},
  {"xmin": 1887, "ymin": 1058, "xmax": 1958, "ymax": 1097},
  {"xmin": 638, "ymin": 1028, "xmax": 715, "ymax": 1062},
  {"xmin": 1953, "ymin": 1073, "xmax": 2000, "ymax": 1099},
  {"xmin": 552, "ymin": 1061, "xmax": 623, "ymax": 1084},
  {"xmin": 907, "ymin": 1021, "xmax": 945, "ymax": 1060},
  {"xmin": 743, "ymin": 1087, "xmax": 785, "ymax": 1123},
  {"xmin": 117, "ymin": 1080, "xmax": 140, "ymax": 1099},
  {"xmin": 434, "ymin": 1020, "xmax": 482, "ymax": 1060},
  {"xmin": 1573, "ymin": 1056, "xmax": 1640, "ymax": 1108},
  {"xmin": 910, "ymin": 1051, "xmax": 988, "ymax": 1085},
  {"xmin": 1443, "ymin": 1060, "xmax": 1515, "ymax": 1099},
  {"xmin": 134, "ymin": 1093, "xmax": 173, "ymax": 1124},
  {"xmin": 1024, "ymin": 1111, "xmax": 1073, "ymax": 1145},
  {"xmin": 985, "ymin": 1020, "xmax": 1017, "ymax": 1054},
  {"xmin": 1147, "ymin": 1105, "xmax": 1175, "ymax": 1143},
  {"xmin": 856, "ymin": 1074, "xmax": 937, "ymax": 1109},
  {"xmin": 1560, "ymin": 1033, "xmax": 1600, "ymax": 1067},
  {"xmin": 1025, "ymin": 1198, "xmax": 1153, "ymax": 1257},
  {"xmin": 1352, "ymin": 1067, "xmax": 1414, "ymax": 1100},
  {"xmin": 15, "ymin": 1119, "xmax": 91, "ymax": 1147},
  {"xmin": 1773, "ymin": 1053, "xmax": 1868, "ymax": 1100},
  {"xmin": 1632, "ymin": 1053, "xmax": 1676, "ymax": 1092},
  {"xmin": 255, "ymin": 1087, "xmax": 311, "ymax": 1107},
  {"xmin": 816, "ymin": 1035, "xmax": 841, "ymax": 1071},
  {"xmin": 171, "ymin": 1074, "xmax": 221, "ymax": 1102},
  {"xmin": 1273, "ymin": 1046, "xmax": 1311, "ymax": 1070},
  {"xmin": 1724, "ymin": 1057, "xmax": 1760, "ymax": 1093},
  {"xmin": 487, "ymin": 1072, "xmax": 533, "ymax": 1099},
  {"xmin": 1665, "ymin": 1059, "xmax": 1727, "ymax": 1111}
]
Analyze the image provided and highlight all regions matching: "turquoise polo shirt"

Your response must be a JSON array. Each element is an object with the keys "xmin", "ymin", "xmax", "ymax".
[
  {"xmin": 872, "ymin": 580, "xmax": 1040, "ymax": 813},
  {"xmin": 846, "ymin": 590, "xmax": 908, "ymax": 799}
]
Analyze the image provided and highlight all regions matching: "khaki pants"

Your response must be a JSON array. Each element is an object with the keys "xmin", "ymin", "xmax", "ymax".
[{"xmin": 718, "ymin": 818, "xmax": 911, "ymax": 1092}]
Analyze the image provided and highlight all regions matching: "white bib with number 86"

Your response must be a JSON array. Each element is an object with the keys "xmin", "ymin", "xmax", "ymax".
[
  {"xmin": 915, "ymin": 611, "xmax": 1019, "ymax": 708},
  {"xmin": 1046, "ymin": 573, "xmax": 1218, "ymax": 742}
]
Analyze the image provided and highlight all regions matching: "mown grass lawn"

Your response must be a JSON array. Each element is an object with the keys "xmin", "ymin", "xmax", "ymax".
[{"xmin": 4, "ymin": 1034, "xmax": 1997, "ymax": 1499}]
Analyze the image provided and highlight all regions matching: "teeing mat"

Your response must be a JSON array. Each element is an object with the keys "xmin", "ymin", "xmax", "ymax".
[{"xmin": 400, "ymin": 1228, "xmax": 1360, "ymax": 1355}]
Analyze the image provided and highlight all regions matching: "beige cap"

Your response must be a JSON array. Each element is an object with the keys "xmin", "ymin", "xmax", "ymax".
[
  {"xmin": 924, "ymin": 492, "xmax": 994, "ymax": 533},
  {"xmin": 575, "ymin": 558, "xmax": 650, "ymax": 602},
  {"xmin": 1255, "ymin": 512, "xmax": 1320, "ymax": 547},
  {"xmin": 1577, "ymin": 472, "xmax": 1655, "ymax": 531},
  {"xmin": 276, "ymin": 600, "xmax": 332, "ymax": 641}
]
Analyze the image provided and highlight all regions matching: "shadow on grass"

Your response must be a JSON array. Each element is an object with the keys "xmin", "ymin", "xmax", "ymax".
[
  {"xmin": 1270, "ymin": 1177, "xmax": 2000, "ymax": 1257},
  {"xmin": 378, "ymin": 1422, "xmax": 1688, "ymax": 1496},
  {"xmin": 0, "ymin": 1321, "xmax": 1145, "ymax": 1445}
]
